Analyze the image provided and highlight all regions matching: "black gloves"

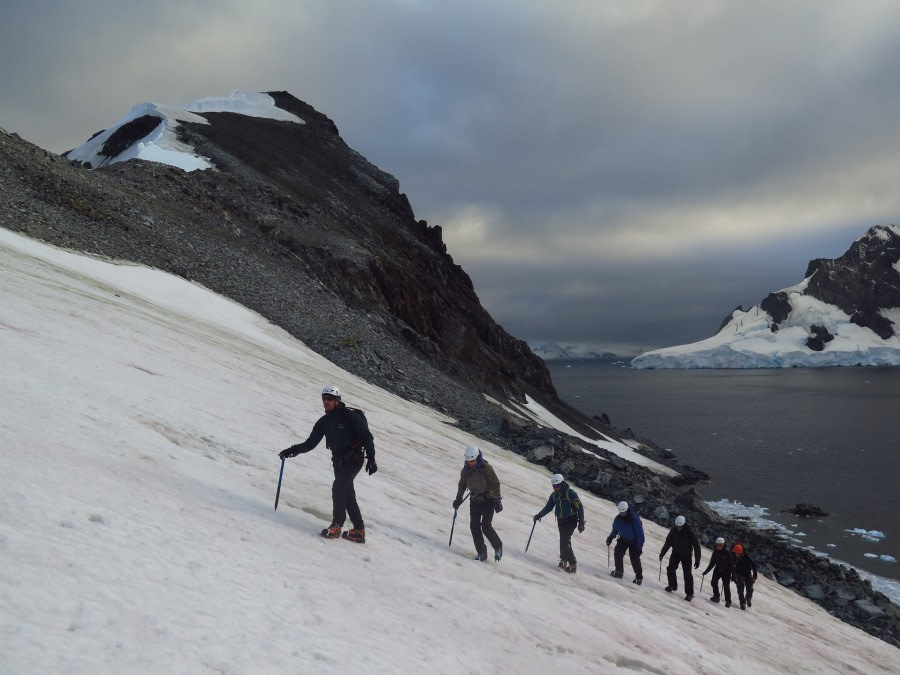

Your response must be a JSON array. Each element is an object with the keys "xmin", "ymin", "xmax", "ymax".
[
  {"xmin": 533, "ymin": 515, "xmax": 541, "ymax": 523},
  {"xmin": 453, "ymin": 498, "xmax": 462, "ymax": 510},
  {"xmin": 578, "ymin": 521, "xmax": 585, "ymax": 533},
  {"xmin": 694, "ymin": 560, "xmax": 700, "ymax": 569},
  {"xmin": 605, "ymin": 536, "xmax": 613, "ymax": 546},
  {"xmin": 366, "ymin": 458, "xmax": 377, "ymax": 475},
  {"xmin": 636, "ymin": 548, "xmax": 642, "ymax": 555},
  {"xmin": 659, "ymin": 553, "xmax": 665, "ymax": 561},
  {"xmin": 494, "ymin": 498, "xmax": 503, "ymax": 513},
  {"xmin": 279, "ymin": 448, "xmax": 297, "ymax": 460}
]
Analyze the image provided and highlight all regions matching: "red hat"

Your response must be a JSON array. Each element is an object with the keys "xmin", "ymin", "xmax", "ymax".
[{"xmin": 733, "ymin": 544, "xmax": 744, "ymax": 554}]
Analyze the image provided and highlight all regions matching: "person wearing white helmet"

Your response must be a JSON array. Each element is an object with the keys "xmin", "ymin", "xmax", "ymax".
[
  {"xmin": 659, "ymin": 514, "xmax": 702, "ymax": 601},
  {"xmin": 279, "ymin": 385, "xmax": 377, "ymax": 543},
  {"xmin": 533, "ymin": 474, "xmax": 585, "ymax": 573},
  {"xmin": 452, "ymin": 445, "xmax": 503, "ymax": 562},
  {"xmin": 605, "ymin": 500, "xmax": 645, "ymax": 584},
  {"xmin": 701, "ymin": 536, "xmax": 736, "ymax": 606}
]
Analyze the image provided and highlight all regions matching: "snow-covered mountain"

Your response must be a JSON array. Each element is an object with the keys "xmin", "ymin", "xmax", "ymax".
[
  {"xmin": 4, "ymin": 227, "xmax": 898, "ymax": 673},
  {"xmin": 632, "ymin": 225, "xmax": 900, "ymax": 368},
  {"xmin": 529, "ymin": 341, "xmax": 619, "ymax": 361}
]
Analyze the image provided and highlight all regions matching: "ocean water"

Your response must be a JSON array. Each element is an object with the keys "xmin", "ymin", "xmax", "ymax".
[{"xmin": 546, "ymin": 361, "xmax": 900, "ymax": 598}]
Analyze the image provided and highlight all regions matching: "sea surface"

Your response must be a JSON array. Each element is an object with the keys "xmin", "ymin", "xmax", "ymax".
[{"xmin": 546, "ymin": 361, "xmax": 900, "ymax": 599}]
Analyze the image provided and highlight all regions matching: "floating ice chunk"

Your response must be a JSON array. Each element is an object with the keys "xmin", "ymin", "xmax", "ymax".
[
  {"xmin": 881, "ymin": 555, "xmax": 897, "ymax": 563},
  {"xmin": 826, "ymin": 544, "xmax": 837, "ymax": 548},
  {"xmin": 844, "ymin": 528, "xmax": 886, "ymax": 540},
  {"xmin": 864, "ymin": 553, "xmax": 879, "ymax": 558}
]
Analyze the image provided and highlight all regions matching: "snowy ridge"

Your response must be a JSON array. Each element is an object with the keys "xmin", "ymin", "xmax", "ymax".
[
  {"xmin": 2, "ymin": 226, "xmax": 897, "ymax": 673},
  {"xmin": 65, "ymin": 91, "xmax": 303, "ymax": 171}
]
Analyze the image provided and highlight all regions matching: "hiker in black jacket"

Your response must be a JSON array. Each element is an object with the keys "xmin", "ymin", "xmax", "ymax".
[
  {"xmin": 732, "ymin": 543, "xmax": 758, "ymax": 609},
  {"xmin": 659, "ymin": 515, "xmax": 702, "ymax": 601},
  {"xmin": 702, "ymin": 537, "xmax": 736, "ymax": 606},
  {"xmin": 280, "ymin": 385, "xmax": 376, "ymax": 543}
]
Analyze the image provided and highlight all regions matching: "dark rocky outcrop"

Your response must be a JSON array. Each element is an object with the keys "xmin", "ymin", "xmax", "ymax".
[
  {"xmin": 760, "ymin": 291, "xmax": 792, "ymax": 327},
  {"xmin": 784, "ymin": 503, "xmax": 829, "ymax": 517},
  {"xmin": 804, "ymin": 225, "xmax": 900, "ymax": 338},
  {"xmin": 805, "ymin": 324, "xmax": 835, "ymax": 351}
]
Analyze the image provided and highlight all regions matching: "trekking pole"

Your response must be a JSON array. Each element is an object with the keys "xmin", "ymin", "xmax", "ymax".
[
  {"xmin": 274, "ymin": 458, "xmax": 285, "ymax": 511},
  {"xmin": 699, "ymin": 572, "xmax": 705, "ymax": 596},
  {"xmin": 449, "ymin": 492, "xmax": 470, "ymax": 547},
  {"xmin": 658, "ymin": 558, "xmax": 663, "ymax": 582},
  {"xmin": 607, "ymin": 544, "xmax": 610, "ymax": 568},
  {"xmin": 526, "ymin": 519, "xmax": 538, "ymax": 552}
]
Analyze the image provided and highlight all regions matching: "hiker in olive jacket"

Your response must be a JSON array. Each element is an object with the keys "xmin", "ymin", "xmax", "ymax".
[
  {"xmin": 659, "ymin": 515, "xmax": 702, "ymax": 600},
  {"xmin": 453, "ymin": 444, "xmax": 503, "ymax": 562},
  {"xmin": 702, "ymin": 537, "xmax": 736, "ymax": 606},
  {"xmin": 534, "ymin": 473, "xmax": 585, "ymax": 573}
]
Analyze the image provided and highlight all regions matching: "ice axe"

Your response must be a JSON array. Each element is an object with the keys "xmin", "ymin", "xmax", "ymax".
[
  {"xmin": 449, "ymin": 492, "xmax": 470, "ymax": 547},
  {"xmin": 274, "ymin": 458, "xmax": 285, "ymax": 511},
  {"xmin": 526, "ymin": 518, "xmax": 539, "ymax": 552}
]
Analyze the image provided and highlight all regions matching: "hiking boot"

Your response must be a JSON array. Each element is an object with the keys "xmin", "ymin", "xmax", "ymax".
[
  {"xmin": 633, "ymin": 577, "xmax": 642, "ymax": 586},
  {"xmin": 321, "ymin": 524, "xmax": 341, "ymax": 539},
  {"xmin": 747, "ymin": 599, "xmax": 752, "ymax": 608},
  {"xmin": 664, "ymin": 586, "xmax": 676, "ymax": 592},
  {"xmin": 558, "ymin": 560, "xmax": 569, "ymax": 571},
  {"xmin": 342, "ymin": 528, "xmax": 366, "ymax": 543},
  {"xmin": 725, "ymin": 600, "xmax": 732, "ymax": 608},
  {"xmin": 685, "ymin": 594, "xmax": 693, "ymax": 602},
  {"xmin": 494, "ymin": 546, "xmax": 503, "ymax": 562},
  {"xmin": 474, "ymin": 552, "xmax": 488, "ymax": 562},
  {"xmin": 740, "ymin": 601, "xmax": 746, "ymax": 610},
  {"xmin": 610, "ymin": 570, "xmax": 623, "ymax": 578},
  {"xmin": 565, "ymin": 562, "xmax": 577, "ymax": 574},
  {"xmin": 710, "ymin": 595, "xmax": 720, "ymax": 603}
]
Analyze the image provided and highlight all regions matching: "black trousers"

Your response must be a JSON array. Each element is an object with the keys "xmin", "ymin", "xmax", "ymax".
[
  {"xmin": 614, "ymin": 539, "xmax": 643, "ymax": 578},
  {"xmin": 558, "ymin": 516, "xmax": 578, "ymax": 564},
  {"xmin": 332, "ymin": 453, "xmax": 364, "ymax": 529},
  {"xmin": 666, "ymin": 552, "xmax": 695, "ymax": 595},
  {"xmin": 735, "ymin": 574, "xmax": 755, "ymax": 603},
  {"xmin": 711, "ymin": 569, "xmax": 732, "ymax": 602},
  {"xmin": 470, "ymin": 498, "xmax": 502, "ymax": 555}
]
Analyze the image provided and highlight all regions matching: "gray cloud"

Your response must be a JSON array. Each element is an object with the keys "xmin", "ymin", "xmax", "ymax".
[{"xmin": 4, "ymin": 1, "xmax": 900, "ymax": 353}]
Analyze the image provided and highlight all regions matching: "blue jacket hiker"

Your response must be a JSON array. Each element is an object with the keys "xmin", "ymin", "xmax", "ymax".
[
  {"xmin": 534, "ymin": 474, "xmax": 585, "ymax": 573},
  {"xmin": 606, "ymin": 501, "xmax": 645, "ymax": 584}
]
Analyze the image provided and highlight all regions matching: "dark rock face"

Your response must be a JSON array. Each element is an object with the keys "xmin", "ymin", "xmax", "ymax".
[
  {"xmin": 760, "ymin": 291, "xmax": 792, "ymax": 327},
  {"xmin": 803, "ymin": 225, "xmax": 900, "ymax": 338},
  {"xmin": 805, "ymin": 324, "xmax": 835, "ymax": 351}
]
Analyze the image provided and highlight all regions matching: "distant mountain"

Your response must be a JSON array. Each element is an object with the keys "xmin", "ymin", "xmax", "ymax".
[
  {"xmin": 632, "ymin": 225, "xmax": 900, "ymax": 368},
  {"xmin": 529, "ymin": 341, "xmax": 619, "ymax": 361}
]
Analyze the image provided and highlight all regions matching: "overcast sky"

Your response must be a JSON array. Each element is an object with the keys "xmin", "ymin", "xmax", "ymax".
[{"xmin": 4, "ymin": 1, "xmax": 900, "ymax": 354}]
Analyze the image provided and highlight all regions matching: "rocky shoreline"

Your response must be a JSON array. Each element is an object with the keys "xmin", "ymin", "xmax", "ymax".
[{"xmin": 462, "ymin": 413, "xmax": 900, "ymax": 649}]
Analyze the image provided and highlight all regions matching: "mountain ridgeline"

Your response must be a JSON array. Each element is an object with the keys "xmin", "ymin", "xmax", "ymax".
[{"xmin": 1, "ymin": 91, "xmax": 556, "ymax": 424}]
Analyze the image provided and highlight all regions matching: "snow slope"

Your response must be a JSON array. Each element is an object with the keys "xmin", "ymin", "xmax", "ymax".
[{"xmin": 2, "ymin": 227, "xmax": 896, "ymax": 674}]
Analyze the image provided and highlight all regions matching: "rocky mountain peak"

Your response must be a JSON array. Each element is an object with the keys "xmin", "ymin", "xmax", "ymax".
[{"xmin": 2, "ymin": 91, "xmax": 563, "ymax": 425}]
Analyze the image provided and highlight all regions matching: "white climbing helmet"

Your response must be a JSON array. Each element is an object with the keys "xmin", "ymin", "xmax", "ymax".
[
  {"xmin": 321, "ymin": 385, "xmax": 341, "ymax": 399},
  {"xmin": 675, "ymin": 515, "xmax": 686, "ymax": 526},
  {"xmin": 715, "ymin": 537, "xmax": 725, "ymax": 545},
  {"xmin": 617, "ymin": 501, "xmax": 628, "ymax": 513},
  {"xmin": 464, "ymin": 445, "xmax": 480, "ymax": 461},
  {"xmin": 551, "ymin": 474, "xmax": 564, "ymax": 486}
]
